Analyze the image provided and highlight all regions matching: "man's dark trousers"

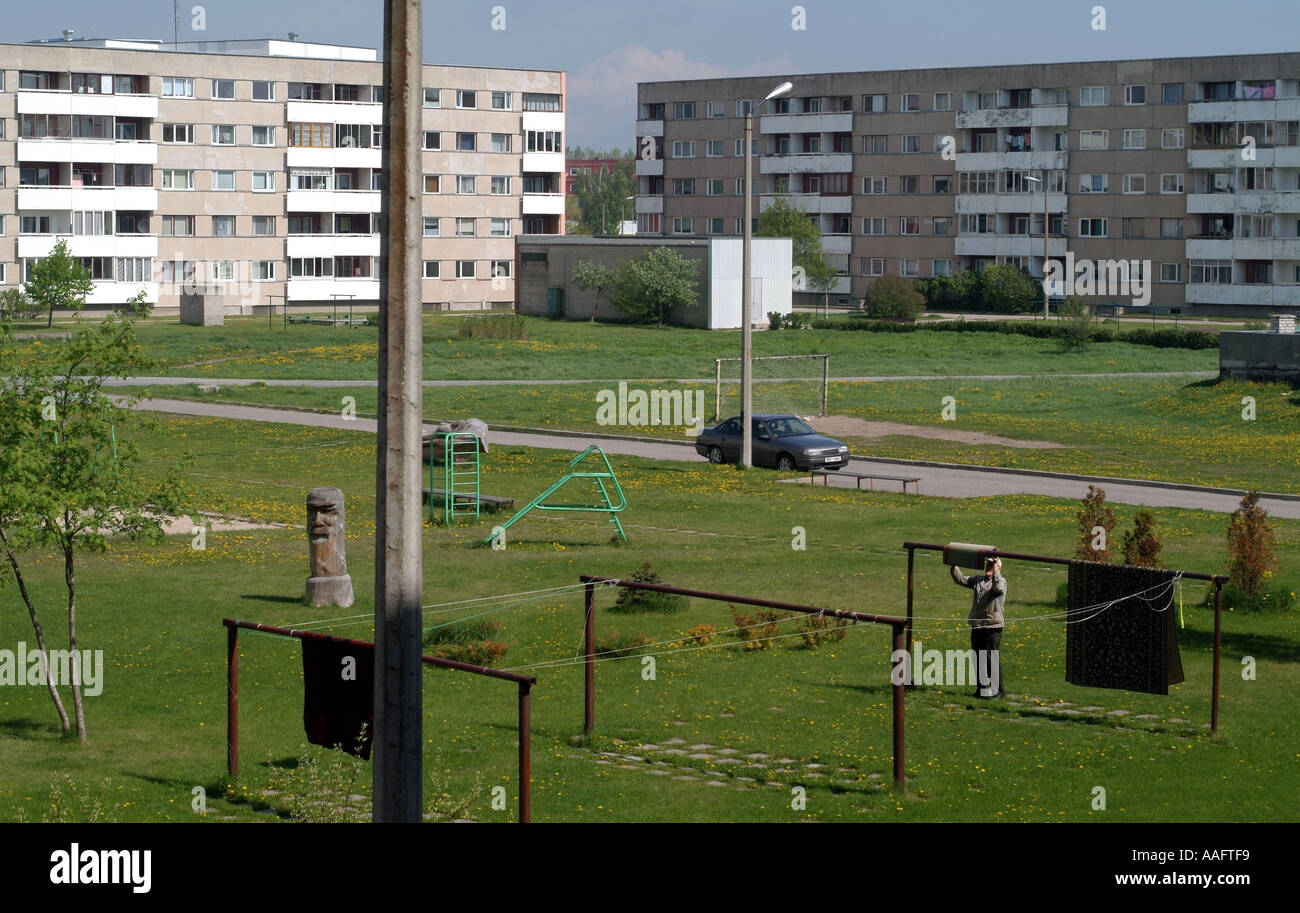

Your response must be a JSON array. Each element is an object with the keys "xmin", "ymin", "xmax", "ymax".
[{"xmin": 971, "ymin": 626, "xmax": 1005, "ymax": 698}]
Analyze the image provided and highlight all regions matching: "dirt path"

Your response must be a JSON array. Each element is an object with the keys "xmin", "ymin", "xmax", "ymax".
[{"xmin": 813, "ymin": 415, "xmax": 1065, "ymax": 449}]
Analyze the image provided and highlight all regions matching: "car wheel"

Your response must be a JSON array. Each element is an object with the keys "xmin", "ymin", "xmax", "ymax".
[
  {"xmin": 777, "ymin": 453, "xmax": 797, "ymax": 472},
  {"xmin": 707, "ymin": 445, "xmax": 726, "ymax": 464}
]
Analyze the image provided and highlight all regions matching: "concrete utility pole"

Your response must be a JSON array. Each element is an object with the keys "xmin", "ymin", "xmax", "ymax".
[{"xmin": 374, "ymin": 0, "xmax": 423, "ymax": 823}]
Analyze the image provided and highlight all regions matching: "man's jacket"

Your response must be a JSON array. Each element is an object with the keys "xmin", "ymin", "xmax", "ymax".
[{"xmin": 951, "ymin": 564, "xmax": 1006, "ymax": 629}]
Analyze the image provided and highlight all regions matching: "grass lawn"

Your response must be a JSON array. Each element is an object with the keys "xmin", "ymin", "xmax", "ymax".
[{"xmin": 1, "ymin": 415, "xmax": 1296, "ymax": 822}]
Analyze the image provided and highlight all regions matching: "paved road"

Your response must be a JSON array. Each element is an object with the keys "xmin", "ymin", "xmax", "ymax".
[
  {"xmin": 102, "ymin": 370, "xmax": 1216, "ymax": 388},
  {"xmin": 128, "ymin": 396, "xmax": 1299, "ymax": 519}
]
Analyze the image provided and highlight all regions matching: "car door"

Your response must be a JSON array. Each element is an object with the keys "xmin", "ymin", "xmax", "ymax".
[
  {"xmin": 752, "ymin": 419, "xmax": 778, "ymax": 467},
  {"xmin": 716, "ymin": 418, "xmax": 741, "ymax": 460}
]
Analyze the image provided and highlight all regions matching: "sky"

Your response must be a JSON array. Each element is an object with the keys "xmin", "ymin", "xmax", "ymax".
[{"xmin": 9, "ymin": 0, "xmax": 1299, "ymax": 150}]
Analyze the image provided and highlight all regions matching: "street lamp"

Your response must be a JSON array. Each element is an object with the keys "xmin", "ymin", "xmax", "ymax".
[
  {"xmin": 742, "ymin": 80, "xmax": 793, "ymax": 468},
  {"xmin": 619, "ymin": 195, "xmax": 634, "ymax": 234},
  {"xmin": 1024, "ymin": 171, "xmax": 1050, "ymax": 319}
]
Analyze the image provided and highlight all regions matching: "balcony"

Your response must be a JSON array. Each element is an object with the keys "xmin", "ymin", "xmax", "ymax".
[
  {"xmin": 1187, "ymin": 98, "xmax": 1300, "ymax": 123},
  {"xmin": 286, "ymin": 235, "xmax": 381, "ymax": 258},
  {"xmin": 1187, "ymin": 148, "xmax": 1251, "ymax": 169},
  {"xmin": 17, "ymin": 138, "xmax": 157, "ymax": 165},
  {"xmin": 17, "ymin": 90, "xmax": 157, "ymax": 119},
  {"xmin": 1188, "ymin": 190, "xmax": 1300, "ymax": 213},
  {"xmin": 954, "ymin": 235, "xmax": 1068, "ymax": 257},
  {"xmin": 955, "ymin": 150, "xmax": 1068, "ymax": 172},
  {"xmin": 86, "ymin": 281, "xmax": 159, "ymax": 306},
  {"xmin": 522, "ymin": 151, "xmax": 565, "ymax": 174},
  {"xmin": 17, "ymin": 185, "xmax": 157, "ymax": 211},
  {"xmin": 17, "ymin": 234, "xmax": 158, "ymax": 259},
  {"xmin": 956, "ymin": 192, "xmax": 1068, "ymax": 214},
  {"xmin": 758, "ymin": 112, "xmax": 853, "ymax": 134},
  {"xmin": 759, "ymin": 193, "xmax": 852, "ymax": 214},
  {"xmin": 287, "ymin": 277, "xmax": 381, "ymax": 302},
  {"xmin": 634, "ymin": 158, "xmax": 663, "ymax": 176},
  {"xmin": 634, "ymin": 195, "xmax": 663, "ymax": 214},
  {"xmin": 636, "ymin": 119, "xmax": 664, "ymax": 138},
  {"xmin": 286, "ymin": 100, "xmax": 384, "ymax": 124},
  {"xmin": 1184, "ymin": 283, "xmax": 1300, "ymax": 307},
  {"xmin": 285, "ymin": 189, "xmax": 382, "ymax": 213},
  {"xmin": 821, "ymin": 235, "xmax": 853, "ymax": 254},
  {"xmin": 521, "ymin": 193, "xmax": 566, "ymax": 215},
  {"xmin": 1186, "ymin": 237, "xmax": 1300, "ymax": 260},
  {"xmin": 955, "ymin": 105, "xmax": 1069, "ymax": 130},
  {"xmin": 287, "ymin": 146, "xmax": 383, "ymax": 170},
  {"xmin": 758, "ymin": 152, "xmax": 852, "ymax": 174}
]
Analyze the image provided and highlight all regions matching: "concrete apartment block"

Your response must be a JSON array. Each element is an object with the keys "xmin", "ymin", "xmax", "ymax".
[{"xmin": 636, "ymin": 53, "xmax": 1300, "ymax": 316}]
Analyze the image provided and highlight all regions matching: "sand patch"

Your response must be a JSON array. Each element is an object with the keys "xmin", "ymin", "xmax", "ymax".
[{"xmin": 812, "ymin": 415, "xmax": 1064, "ymax": 450}]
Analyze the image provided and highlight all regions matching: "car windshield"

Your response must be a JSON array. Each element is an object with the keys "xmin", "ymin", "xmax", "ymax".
[{"xmin": 758, "ymin": 417, "xmax": 815, "ymax": 438}]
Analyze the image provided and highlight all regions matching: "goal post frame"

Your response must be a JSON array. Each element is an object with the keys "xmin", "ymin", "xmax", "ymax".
[{"xmin": 712, "ymin": 353, "xmax": 830, "ymax": 421}]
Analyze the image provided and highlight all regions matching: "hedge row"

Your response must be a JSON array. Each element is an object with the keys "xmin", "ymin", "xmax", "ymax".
[{"xmin": 804, "ymin": 317, "xmax": 1219, "ymax": 350}]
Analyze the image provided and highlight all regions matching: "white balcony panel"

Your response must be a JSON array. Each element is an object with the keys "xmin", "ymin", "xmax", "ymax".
[
  {"xmin": 17, "ymin": 187, "xmax": 73, "ymax": 210},
  {"xmin": 1186, "ymin": 101, "xmax": 1239, "ymax": 123},
  {"xmin": 286, "ymin": 235, "xmax": 380, "ymax": 258},
  {"xmin": 1274, "ymin": 147, "xmax": 1300, "ymax": 168},
  {"xmin": 522, "ymin": 151, "xmax": 564, "ymax": 174},
  {"xmin": 1188, "ymin": 99, "xmax": 1300, "ymax": 123},
  {"xmin": 287, "ymin": 278, "xmax": 381, "ymax": 302},
  {"xmin": 17, "ymin": 139, "xmax": 157, "ymax": 164},
  {"xmin": 956, "ymin": 236, "xmax": 1067, "ymax": 257},
  {"xmin": 956, "ymin": 192, "xmax": 1068, "ymax": 214},
  {"xmin": 759, "ymin": 152, "xmax": 852, "ymax": 174},
  {"xmin": 19, "ymin": 186, "xmax": 157, "ymax": 210},
  {"xmin": 1185, "ymin": 238, "xmax": 1234, "ymax": 259},
  {"xmin": 1273, "ymin": 238, "xmax": 1300, "ymax": 259},
  {"xmin": 522, "ymin": 193, "xmax": 565, "ymax": 215},
  {"xmin": 636, "ymin": 119, "xmax": 664, "ymax": 138},
  {"xmin": 634, "ymin": 158, "xmax": 663, "ymax": 176},
  {"xmin": 285, "ymin": 189, "xmax": 383, "ymax": 213},
  {"xmin": 1232, "ymin": 238, "xmax": 1279, "ymax": 260},
  {"xmin": 956, "ymin": 106, "xmax": 1066, "ymax": 129},
  {"xmin": 86, "ymin": 281, "xmax": 159, "ymax": 305},
  {"xmin": 521, "ymin": 111, "xmax": 565, "ymax": 133},
  {"xmin": 827, "ymin": 276, "xmax": 852, "ymax": 295},
  {"xmin": 955, "ymin": 152, "xmax": 997, "ymax": 171},
  {"xmin": 1235, "ymin": 191, "xmax": 1300, "ymax": 213},
  {"xmin": 634, "ymin": 195, "xmax": 662, "ymax": 214},
  {"xmin": 17, "ymin": 91, "xmax": 157, "ymax": 119},
  {"xmin": 819, "ymin": 196, "xmax": 853, "ymax": 213},
  {"xmin": 954, "ymin": 150, "xmax": 1068, "ymax": 172},
  {"xmin": 1184, "ymin": 284, "xmax": 1300, "ymax": 307},
  {"xmin": 760, "ymin": 193, "xmax": 817, "ymax": 213},
  {"xmin": 286, "ymin": 146, "xmax": 382, "ymax": 170},
  {"xmin": 821, "ymin": 235, "xmax": 853, "ymax": 254},
  {"xmin": 1187, "ymin": 148, "xmax": 1250, "ymax": 169},
  {"xmin": 286, "ymin": 100, "xmax": 383, "ymax": 124},
  {"xmin": 758, "ymin": 112, "xmax": 853, "ymax": 135},
  {"xmin": 1186, "ymin": 193, "xmax": 1239, "ymax": 214},
  {"xmin": 18, "ymin": 235, "xmax": 158, "ymax": 259}
]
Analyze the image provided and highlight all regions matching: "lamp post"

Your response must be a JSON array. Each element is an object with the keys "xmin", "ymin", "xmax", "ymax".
[
  {"xmin": 1024, "ymin": 172, "xmax": 1050, "ymax": 318},
  {"xmin": 742, "ymin": 80, "xmax": 793, "ymax": 468},
  {"xmin": 619, "ymin": 195, "xmax": 633, "ymax": 234}
]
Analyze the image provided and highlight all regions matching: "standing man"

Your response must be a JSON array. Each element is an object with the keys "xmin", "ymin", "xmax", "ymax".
[{"xmin": 951, "ymin": 557, "xmax": 1006, "ymax": 698}]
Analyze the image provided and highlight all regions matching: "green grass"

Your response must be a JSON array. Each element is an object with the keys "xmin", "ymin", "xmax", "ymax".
[{"xmin": 1, "ymin": 414, "xmax": 1296, "ymax": 822}]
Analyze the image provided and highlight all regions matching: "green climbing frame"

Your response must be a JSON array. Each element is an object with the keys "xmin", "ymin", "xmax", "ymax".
[
  {"xmin": 429, "ymin": 432, "xmax": 481, "ymax": 525},
  {"xmin": 480, "ymin": 445, "xmax": 627, "ymax": 546}
]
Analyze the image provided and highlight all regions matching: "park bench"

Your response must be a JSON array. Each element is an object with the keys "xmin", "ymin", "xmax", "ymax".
[{"xmin": 810, "ymin": 468, "xmax": 920, "ymax": 494}]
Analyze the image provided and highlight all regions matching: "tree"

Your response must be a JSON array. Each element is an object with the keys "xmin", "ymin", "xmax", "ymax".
[
  {"xmin": 1226, "ymin": 491, "xmax": 1278, "ymax": 601},
  {"xmin": 572, "ymin": 261, "xmax": 620, "ymax": 322},
  {"xmin": 615, "ymin": 247, "xmax": 700, "ymax": 327},
  {"xmin": 1058, "ymin": 296, "xmax": 1095, "ymax": 351},
  {"xmin": 24, "ymin": 239, "xmax": 95, "ymax": 329},
  {"xmin": 863, "ymin": 275, "xmax": 925, "ymax": 320},
  {"xmin": 918, "ymin": 269, "xmax": 979, "ymax": 312},
  {"xmin": 1121, "ymin": 511, "xmax": 1164, "ymax": 567},
  {"xmin": 1075, "ymin": 485, "xmax": 1116, "ymax": 562},
  {"xmin": 572, "ymin": 155, "xmax": 636, "ymax": 235},
  {"xmin": 977, "ymin": 263, "xmax": 1041, "ymax": 313},
  {"xmin": 756, "ymin": 197, "xmax": 837, "ymax": 296},
  {"xmin": 0, "ymin": 288, "xmax": 41, "ymax": 322},
  {"xmin": 0, "ymin": 294, "xmax": 186, "ymax": 741}
]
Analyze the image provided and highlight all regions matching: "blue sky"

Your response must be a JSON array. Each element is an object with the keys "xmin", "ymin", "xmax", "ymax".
[{"xmin": 10, "ymin": 0, "xmax": 1298, "ymax": 149}]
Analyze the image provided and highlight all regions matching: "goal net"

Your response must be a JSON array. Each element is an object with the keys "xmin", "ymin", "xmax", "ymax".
[{"xmin": 712, "ymin": 354, "xmax": 829, "ymax": 422}]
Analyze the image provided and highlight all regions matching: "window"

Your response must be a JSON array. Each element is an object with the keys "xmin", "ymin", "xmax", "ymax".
[
  {"xmin": 863, "ymin": 135, "xmax": 887, "ymax": 155},
  {"xmin": 162, "ymin": 123, "xmax": 193, "ymax": 143},
  {"xmin": 861, "ymin": 258, "xmax": 884, "ymax": 276},
  {"xmin": 21, "ymin": 216, "xmax": 51, "ymax": 234},
  {"xmin": 252, "ymin": 171, "xmax": 273, "ymax": 192},
  {"xmin": 70, "ymin": 211, "xmax": 108, "ymax": 236},
  {"xmin": 672, "ymin": 217, "xmax": 694, "ymax": 234},
  {"xmin": 423, "ymin": 131, "xmax": 441, "ymax": 151},
  {"xmin": 901, "ymin": 93, "xmax": 920, "ymax": 112},
  {"xmin": 247, "ymin": 79, "xmax": 274, "ymax": 101},
  {"xmin": 673, "ymin": 102, "xmax": 696, "ymax": 120},
  {"xmin": 162, "ymin": 77, "xmax": 194, "ymax": 97},
  {"xmin": 1122, "ymin": 129, "xmax": 1146, "ymax": 149},
  {"xmin": 899, "ymin": 175, "xmax": 919, "ymax": 195},
  {"xmin": 457, "ymin": 175, "xmax": 476, "ymax": 194},
  {"xmin": 491, "ymin": 260, "xmax": 512, "ymax": 280},
  {"xmin": 1124, "ymin": 85, "xmax": 1146, "ymax": 105},
  {"xmin": 209, "ymin": 260, "xmax": 235, "ymax": 282},
  {"xmin": 522, "ymin": 93, "xmax": 561, "ymax": 112},
  {"xmin": 959, "ymin": 214, "xmax": 994, "ymax": 234},
  {"xmin": 423, "ymin": 260, "xmax": 440, "ymax": 279},
  {"xmin": 1078, "ymin": 173, "xmax": 1107, "ymax": 193},
  {"xmin": 212, "ymin": 124, "xmax": 235, "ymax": 145},
  {"xmin": 672, "ymin": 140, "xmax": 695, "ymax": 158},
  {"xmin": 958, "ymin": 171, "xmax": 995, "ymax": 194},
  {"xmin": 924, "ymin": 91, "xmax": 951, "ymax": 112},
  {"xmin": 1160, "ymin": 173, "xmax": 1185, "ymax": 194},
  {"xmin": 423, "ymin": 88, "xmax": 441, "ymax": 107},
  {"xmin": 674, "ymin": 178, "xmax": 695, "ymax": 196},
  {"xmin": 289, "ymin": 123, "xmax": 333, "ymax": 148},
  {"xmin": 456, "ymin": 132, "xmax": 476, "ymax": 151},
  {"xmin": 161, "ymin": 215, "xmax": 195, "ymax": 236},
  {"xmin": 900, "ymin": 217, "xmax": 920, "ymax": 235},
  {"xmin": 901, "ymin": 135, "xmax": 921, "ymax": 154},
  {"xmin": 159, "ymin": 261, "xmax": 197, "ymax": 285},
  {"xmin": 932, "ymin": 259, "xmax": 952, "ymax": 277},
  {"xmin": 1162, "ymin": 83, "xmax": 1184, "ymax": 105},
  {"xmin": 1079, "ymin": 129, "xmax": 1108, "ymax": 150},
  {"xmin": 161, "ymin": 169, "xmax": 195, "ymax": 190},
  {"xmin": 1161, "ymin": 128, "xmax": 1184, "ymax": 149},
  {"xmin": 1160, "ymin": 263, "xmax": 1181, "ymax": 283},
  {"xmin": 212, "ymin": 79, "xmax": 235, "ymax": 99},
  {"xmin": 490, "ymin": 176, "xmax": 511, "ymax": 195},
  {"xmin": 706, "ymin": 140, "xmax": 725, "ymax": 158},
  {"xmin": 706, "ymin": 178, "xmax": 725, "ymax": 196},
  {"xmin": 1160, "ymin": 218, "xmax": 1183, "ymax": 239},
  {"xmin": 252, "ymin": 125, "xmax": 275, "ymax": 146},
  {"xmin": 863, "ymin": 93, "xmax": 886, "ymax": 113},
  {"xmin": 489, "ymin": 133, "xmax": 511, "ymax": 153},
  {"xmin": 933, "ymin": 176, "xmax": 952, "ymax": 195},
  {"xmin": 1122, "ymin": 218, "xmax": 1146, "ymax": 238},
  {"xmin": 212, "ymin": 215, "xmax": 235, "ymax": 237},
  {"xmin": 862, "ymin": 217, "xmax": 886, "ymax": 236},
  {"xmin": 900, "ymin": 259, "xmax": 920, "ymax": 277},
  {"xmin": 1080, "ymin": 86, "xmax": 1109, "ymax": 106},
  {"xmin": 1078, "ymin": 218, "xmax": 1108, "ymax": 237},
  {"xmin": 455, "ymin": 260, "xmax": 476, "ymax": 278},
  {"xmin": 212, "ymin": 170, "xmax": 235, "ymax": 191},
  {"xmin": 456, "ymin": 89, "xmax": 477, "ymax": 109},
  {"xmin": 1123, "ymin": 173, "xmax": 1146, "ymax": 194},
  {"xmin": 253, "ymin": 261, "xmax": 275, "ymax": 281},
  {"xmin": 115, "ymin": 257, "xmax": 151, "ymax": 282},
  {"xmin": 490, "ymin": 90, "xmax": 511, "ymax": 110},
  {"xmin": 706, "ymin": 218, "xmax": 725, "ymax": 234},
  {"xmin": 525, "ymin": 130, "xmax": 562, "ymax": 152},
  {"xmin": 933, "ymin": 217, "xmax": 953, "ymax": 237},
  {"xmin": 423, "ymin": 174, "xmax": 441, "ymax": 194},
  {"xmin": 251, "ymin": 216, "xmax": 274, "ymax": 237},
  {"xmin": 490, "ymin": 218, "xmax": 511, "ymax": 237},
  {"xmin": 862, "ymin": 176, "xmax": 886, "ymax": 195},
  {"xmin": 1189, "ymin": 260, "xmax": 1232, "ymax": 284},
  {"xmin": 456, "ymin": 218, "xmax": 476, "ymax": 237},
  {"xmin": 423, "ymin": 217, "xmax": 440, "ymax": 237}
]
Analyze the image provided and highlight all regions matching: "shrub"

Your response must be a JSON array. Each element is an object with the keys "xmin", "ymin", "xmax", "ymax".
[
  {"xmin": 863, "ymin": 275, "xmax": 925, "ymax": 320},
  {"xmin": 782, "ymin": 316, "xmax": 1219, "ymax": 349},
  {"xmin": 431, "ymin": 641, "xmax": 510, "ymax": 666},
  {"xmin": 1204, "ymin": 582, "xmax": 1296, "ymax": 614},
  {"xmin": 594, "ymin": 629, "xmax": 652, "ymax": 657},
  {"xmin": 612, "ymin": 560, "xmax": 688, "ymax": 613},
  {"xmin": 1075, "ymin": 485, "xmax": 1116, "ymax": 562},
  {"xmin": 1058, "ymin": 297, "xmax": 1094, "ymax": 351},
  {"xmin": 977, "ymin": 263, "xmax": 1042, "ymax": 314},
  {"xmin": 457, "ymin": 314, "xmax": 528, "ymax": 339},
  {"xmin": 423, "ymin": 620, "xmax": 509, "ymax": 666},
  {"xmin": 1120, "ymin": 510, "xmax": 1164, "ymax": 567},
  {"xmin": 0, "ymin": 288, "xmax": 41, "ymax": 322},
  {"xmin": 798, "ymin": 612, "xmax": 850, "ymax": 648},
  {"xmin": 732, "ymin": 607, "xmax": 793, "ymax": 650},
  {"xmin": 1226, "ymin": 491, "xmax": 1279, "ymax": 601},
  {"xmin": 766, "ymin": 311, "xmax": 785, "ymax": 330},
  {"xmin": 686, "ymin": 624, "xmax": 716, "ymax": 645}
]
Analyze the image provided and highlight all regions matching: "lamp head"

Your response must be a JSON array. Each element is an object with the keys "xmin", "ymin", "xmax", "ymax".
[{"xmin": 766, "ymin": 81, "xmax": 794, "ymax": 101}]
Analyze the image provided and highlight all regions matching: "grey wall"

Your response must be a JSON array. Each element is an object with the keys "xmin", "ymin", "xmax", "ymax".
[{"xmin": 1219, "ymin": 331, "xmax": 1300, "ymax": 384}]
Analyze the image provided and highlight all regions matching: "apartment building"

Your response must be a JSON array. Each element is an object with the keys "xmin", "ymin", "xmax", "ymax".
[
  {"xmin": 0, "ymin": 36, "xmax": 566, "ymax": 312},
  {"xmin": 565, "ymin": 157, "xmax": 619, "ymax": 194},
  {"xmin": 636, "ymin": 53, "xmax": 1300, "ymax": 315}
]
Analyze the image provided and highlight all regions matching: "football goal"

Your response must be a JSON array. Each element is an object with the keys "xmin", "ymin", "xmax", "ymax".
[{"xmin": 712, "ymin": 353, "xmax": 830, "ymax": 421}]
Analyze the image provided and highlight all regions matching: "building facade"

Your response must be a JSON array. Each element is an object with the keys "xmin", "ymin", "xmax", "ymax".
[
  {"xmin": 0, "ymin": 37, "xmax": 565, "ymax": 312},
  {"xmin": 565, "ymin": 157, "xmax": 619, "ymax": 194},
  {"xmin": 636, "ymin": 53, "xmax": 1300, "ymax": 314}
]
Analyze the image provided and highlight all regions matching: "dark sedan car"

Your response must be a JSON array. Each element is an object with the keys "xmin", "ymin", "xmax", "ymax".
[{"xmin": 695, "ymin": 413, "xmax": 850, "ymax": 471}]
